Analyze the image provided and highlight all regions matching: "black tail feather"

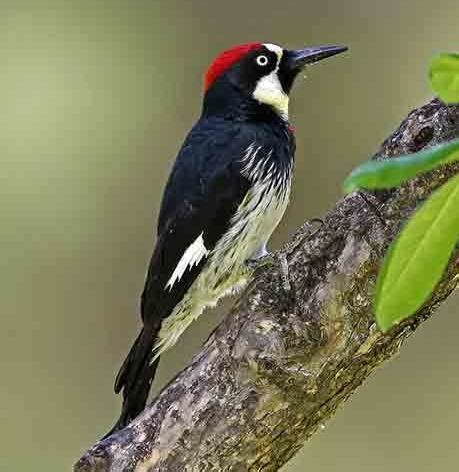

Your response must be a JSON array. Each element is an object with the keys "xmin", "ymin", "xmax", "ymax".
[{"xmin": 107, "ymin": 328, "xmax": 160, "ymax": 436}]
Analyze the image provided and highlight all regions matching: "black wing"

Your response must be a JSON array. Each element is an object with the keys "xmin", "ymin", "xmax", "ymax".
[
  {"xmin": 112, "ymin": 119, "xmax": 259, "ymax": 432},
  {"xmin": 111, "ymin": 117, "xmax": 290, "ymax": 433},
  {"xmin": 140, "ymin": 118, "xmax": 253, "ymax": 328}
]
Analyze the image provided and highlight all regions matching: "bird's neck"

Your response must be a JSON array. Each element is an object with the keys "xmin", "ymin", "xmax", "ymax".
[{"xmin": 202, "ymin": 81, "xmax": 288, "ymax": 125}]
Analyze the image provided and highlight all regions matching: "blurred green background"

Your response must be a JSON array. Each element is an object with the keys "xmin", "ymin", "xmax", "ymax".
[{"xmin": 1, "ymin": 1, "xmax": 458, "ymax": 470}]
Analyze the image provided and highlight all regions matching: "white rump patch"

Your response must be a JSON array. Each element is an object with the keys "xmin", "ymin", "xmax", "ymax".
[{"xmin": 165, "ymin": 232, "xmax": 209, "ymax": 290}]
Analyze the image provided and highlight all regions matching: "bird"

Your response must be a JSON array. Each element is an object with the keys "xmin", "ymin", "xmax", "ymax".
[{"xmin": 109, "ymin": 41, "xmax": 347, "ymax": 434}]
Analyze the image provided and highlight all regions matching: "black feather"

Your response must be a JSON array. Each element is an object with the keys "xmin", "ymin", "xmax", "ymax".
[{"xmin": 110, "ymin": 92, "xmax": 294, "ymax": 434}]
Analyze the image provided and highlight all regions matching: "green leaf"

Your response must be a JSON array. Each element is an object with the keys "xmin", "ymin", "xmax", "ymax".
[
  {"xmin": 375, "ymin": 174, "xmax": 459, "ymax": 332},
  {"xmin": 429, "ymin": 53, "xmax": 459, "ymax": 104},
  {"xmin": 343, "ymin": 139, "xmax": 459, "ymax": 193}
]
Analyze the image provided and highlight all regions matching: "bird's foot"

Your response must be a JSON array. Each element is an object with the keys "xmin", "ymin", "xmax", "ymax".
[{"xmin": 246, "ymin": 252, "xmax": 276, "ymax": 272}]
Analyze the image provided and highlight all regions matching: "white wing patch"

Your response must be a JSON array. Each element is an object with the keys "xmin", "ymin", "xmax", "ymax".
[
  {"xmin": 154, "ymin": 142, "xmax": 293, "ymax": 359},
  {"xmin": 165, "ymin": 232, "xmax": 209, "ymax": 290}
]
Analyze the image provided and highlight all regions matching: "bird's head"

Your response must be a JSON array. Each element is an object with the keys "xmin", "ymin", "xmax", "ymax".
[{"xmin": 203, "ymin": 42, "xmax": 347, "ymax": 120}]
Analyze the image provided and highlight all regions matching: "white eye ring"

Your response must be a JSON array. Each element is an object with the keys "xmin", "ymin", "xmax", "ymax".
[{"xmin": 256, "ymin": 55, "xmax": 269, "ymax": 66}]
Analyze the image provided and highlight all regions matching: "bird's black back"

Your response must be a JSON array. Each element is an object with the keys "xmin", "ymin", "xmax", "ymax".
[
  {"xmin": 141, "ymin": 113, "xmax": 294, "ymax": 327},
  {"xmin": 112, "ymin": 90, "xmax": 294, "ymax": 434}
]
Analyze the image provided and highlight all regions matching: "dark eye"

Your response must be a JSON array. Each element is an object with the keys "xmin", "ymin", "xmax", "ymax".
[{"xmin": 256, "ymin": 55, "xmax": 269, "ymax": 66}]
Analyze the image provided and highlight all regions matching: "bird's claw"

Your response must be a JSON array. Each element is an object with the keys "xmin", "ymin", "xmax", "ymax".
[{"xmin": 246, "ymin": 252, "xmax": 276, "ymax": 272}]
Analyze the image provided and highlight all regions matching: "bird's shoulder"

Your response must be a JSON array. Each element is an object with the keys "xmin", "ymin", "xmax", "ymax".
[{"xmin": 157, "ymin": 117, "xmax": 275, "ymax": 233}]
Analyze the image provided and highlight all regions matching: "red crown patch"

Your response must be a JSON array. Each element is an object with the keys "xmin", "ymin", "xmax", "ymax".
[{"xmin": 204, "ymin": 42, "xmax": 262, "ymax": 92}]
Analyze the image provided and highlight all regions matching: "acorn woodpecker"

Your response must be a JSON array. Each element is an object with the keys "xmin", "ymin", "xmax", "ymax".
[{"xmin": 110, "ymin": 42, "xmax": 347, "ymax": 433}]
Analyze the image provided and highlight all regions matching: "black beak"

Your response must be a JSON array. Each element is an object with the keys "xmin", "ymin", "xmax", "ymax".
[
  {"xmin": 278, "ymin": 44, "xmax": 348, "ymax": 93},
  {"xmin": 285, "ymin": 44, "xmax": 348, "ymax": 72}
]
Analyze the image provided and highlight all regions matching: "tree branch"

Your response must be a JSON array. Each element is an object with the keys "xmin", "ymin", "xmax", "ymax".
[{"xmin": 75, "ymin": 99, "xmax": 459, "ymax": 472}]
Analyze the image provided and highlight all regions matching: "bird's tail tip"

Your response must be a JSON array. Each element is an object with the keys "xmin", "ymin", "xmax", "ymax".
[{"xmin": 107, "ymin": 328, "xmax": 160, "ymax": 436}]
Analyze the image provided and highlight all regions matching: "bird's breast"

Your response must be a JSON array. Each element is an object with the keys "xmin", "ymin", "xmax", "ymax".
[{"xmin": 210, "ymin": 144, "xmax": 293, "ymax": 275}]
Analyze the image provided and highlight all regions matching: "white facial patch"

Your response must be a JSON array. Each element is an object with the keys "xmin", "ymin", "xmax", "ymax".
[
  {"xmin": 253, "ymin": 43, "xmax": 288, "ymax": 119},
  {"xmin": 165, "ymin": 232, "xmax": 209, "ymax": 290}
]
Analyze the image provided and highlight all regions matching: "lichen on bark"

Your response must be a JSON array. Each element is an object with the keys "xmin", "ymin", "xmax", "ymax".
[{"xmin": 75, "ymin": 99, "xmax": 458, "ymax": 472}]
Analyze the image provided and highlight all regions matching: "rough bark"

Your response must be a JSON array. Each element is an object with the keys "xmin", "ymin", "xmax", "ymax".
[{"xmin": 75, "ymin": 99, "xmax": 459, "ymax": 472}]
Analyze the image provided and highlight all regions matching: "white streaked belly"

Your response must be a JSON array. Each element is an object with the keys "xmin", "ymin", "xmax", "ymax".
[
  {"xmin": 154, "ymin": 179, "xmax": 291, "ymax": 358},
  {"xmin": 154, "ymin": 143, "xmax": 292, "ymax": 358}
]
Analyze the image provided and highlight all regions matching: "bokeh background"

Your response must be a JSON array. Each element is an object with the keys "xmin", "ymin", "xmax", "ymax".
[{"xmin": 1, "ymin": 1, "xmax": 458, "ymax": 470}]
